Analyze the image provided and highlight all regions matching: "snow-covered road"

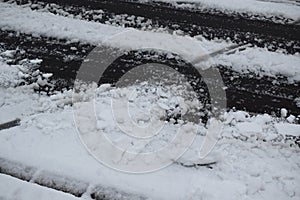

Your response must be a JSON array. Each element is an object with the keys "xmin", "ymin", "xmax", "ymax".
[{"xmin": 0, "ymin": 1, "xmax": 300, "ymax": 199}]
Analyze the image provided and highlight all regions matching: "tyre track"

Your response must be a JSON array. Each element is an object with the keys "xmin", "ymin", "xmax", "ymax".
[{"xmin": 1, "ymin": 30, "xmax": 299, "ymax": 117}]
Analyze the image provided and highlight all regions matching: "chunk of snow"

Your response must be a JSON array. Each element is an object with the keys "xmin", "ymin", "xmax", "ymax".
[
  {"xmin": 281, "ymin": 108, "xmax": 288, "ymax": 118},
  {"xmin": 29, "ymin": 58, "xmax": 43, "ymax": 64},
  {"xmin": 287, "ymin": 115, "xmax": 296, "ymax": 123},
  {"xmin": 0, "ymin": 50, "xmax": 16, "ymax": 58},
  {"xmin": 42, "ymin": 73, "xmax": 53, "ymax": 79},
  {"xmin": 275, "ymin": 123, "xmax": 300, "ymax": 137}
]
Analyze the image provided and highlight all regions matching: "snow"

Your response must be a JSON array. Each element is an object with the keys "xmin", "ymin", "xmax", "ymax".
[
  {"xmin": 0, "ymin": 2, "xmax": 300, "ymax": 81},
  {"xmin": 0, "ymin": 50, "xmax": 16, "ymax": 58},
  {"xmin": 0, "ymin": 2, "xmax": 121, "ymax": 44},
  {"xmin": 287, "ymin": 114, "xmax": 296, "ymax": 123},
  {"xmin": 0, "ymin": 68, "xmax": 299, "ymax": 199},
  {"xmin": 275, "ymin": 122, "xmax": 300, "ymax": 137},
  {"xmin": 295, "ymin": 97, "xmax": 300, "ymax": 107},
  {"xmin": 155, "ymin": 0, "xmax": 300, "ymax": 21},
  {"xmin": 281, "ymin": 108, "xmax": 288, "ymax": 118},
  {"xmin": 29, "ymin": 58, "xmax": 43, "ymax": 64},
  {"xmin": 0, "ymin": 60, "xmax": 19, "ymax": 88},
  {"xmin": 0, "ymin": 174, "xmax": 80, "ymax": 200},
  {"xmin": 0, "ymin": 2, "xmax": 300, "ymax": 199},
  {"xmin": 42, "ymin": 73, "xmax": 53, "ymax": 79},
  {"xmin": 216, "ymin": 47, "xmax": 300, "ymax": 82}
]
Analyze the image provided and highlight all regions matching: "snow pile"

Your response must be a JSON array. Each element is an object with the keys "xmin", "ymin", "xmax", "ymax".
[
  {"xmin": 83, "ymin": 82, "xmax": 201, "ymax": 153},
  {"xmin": 221, "ymin": 110, "xmax": 300, "ymax": 145},
  {"xmin": 0, "ymin": 56, "xmax": 55, "ymax": 92}
]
